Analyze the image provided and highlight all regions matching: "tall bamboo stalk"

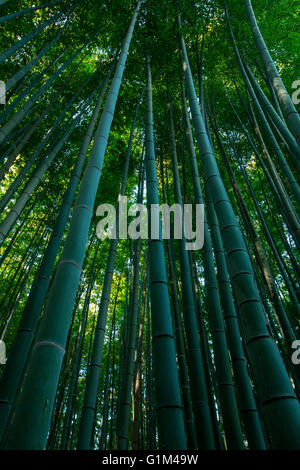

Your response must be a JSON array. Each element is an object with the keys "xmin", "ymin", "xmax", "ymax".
[
  {"xmin": 179, "ymin": 20, "xmax": 300, "ymax": 449},
  {"xmin": 2, "ymin": 3, "xmax": 141, "ymax": 449}
]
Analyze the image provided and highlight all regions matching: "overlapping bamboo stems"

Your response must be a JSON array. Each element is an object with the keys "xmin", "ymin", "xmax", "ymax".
[
  {"xmin": 47, "ymin": 281, "xmax": 88, "ymax": 449},
  {"xmin": 159, "ymin": 145, "xmax": 197, "ymax": 450},
  {"xmin": 206, "ymin": 190, "xmax": 267, "ymax": 449},
  {"xmin": 243, "ymin": 73, "xmax": 300, "ymax": 207},
  {"xmin": 132, "ymin": 265, "xmax": 147, "ymax": 449},
  {"xmin": 243, "ymin": 63, "xmax": 300, "ymax": 172},
  {"xmin": 227, "ymin": 134, "xmax": 300, "ymax": 317},
  {"xmin": 267, "ymin": 209, "xmax": 300, "ymax": 284},
  {"xmin": 0, "ymin": 211, "xmax": 51, "ymax": 322},
  {"xmin": 0, "ymin": 2, "xmax": 76, "ymax": 64},
  {"xmin": 179, "ymin": 68, "xmax": 245, "ymax": 450},
  {"xmin": 0, "ymin": 44, "xmax": 69, "ymax": 125},
  {"xmin": 0, "ymin": 59, "xmax": 106, "ymax": 214},
  {"xmin": 0, "ymin": 73, "xmax": 110, "ymax": 442},
  {"xmin": 187, "ymin": 251, "xmax": 225, "ymax": 450},
  {"xmin": 0, "ymin": 1, "xmax": 62, "ymax": 25},
  {"xmin": 145, "ymin": 274, "xmax": 156, "ymax": 449},
  {"xmin": 5, "ymin": 22, "xmax": 68, "ymax": 94},
  {"xmin": 246, "ymin": 99, "xmax": 300, "ymax": 248},
  {"xmin": 0, "ymin": 40, "xmax": 99, "ymax": 179},
  {"xmin": 0, "ymin": 218, "xmax": 51, "ymax": 337},
  {"xmin": 0, "ymin": 122, "xmax": 32, "ymax": 164},
  {"xmin": 133, "ymin": 245, "xmax": 147, "ymax": 384},
  {"xmin": 117, "ymin": 191, "xmax": 143, "ymax": 449},
  {"xmin": 100, "ymin": 272, "xmax": 122, "ymax": 450},
  {"xmin": 0, "ymin": 88, "xmax": 97, "ymax": 246},
  {"xmin": 167, "ymin": 81, "xmax": 219, "ymax": 449},
  {"xmin": 77, "ymin": 87, "xmax": 143, "ymax": 450},
  {"xmin": 144, "ymin": 53, "xmax": 186, "ymax": 450},
  {"xmin": 115, "ymin": 257, "xmax": 131, "ymax": 436},
  {"xmin": 209, "ymin": 113, "xmax": 299, "ymax": 343},
  {"xmin": 2, "ymin": 2, "xmax": 141, "ymax": 449},
  {"xmin": 0, "ymin": 184, "xmax": 52, "ymax": 268},
  {"xmin": 224, "ymin": 90, "xmax": 300, "ymax": 251},
  {"xmin": 60, "ymin": 240, "xmax": 101, "ymax": 449},
  {"xmin": 0, "ymin": 39, "xmax": 90, "ymax": 145},
  {"xmin": 224, "ymin": 6, "xmax": 300, "ymax": 211},
  {"xmin": 50, "ymin": 234, "xmax": 103, "ymax": 448},
  {"xmin": 244, "ymin": 0, "xmax": 300, "ymax": 146},
  {"xmin": 227, "ymin": 147, "xmax": 300, "ymax": 391},
  {"xmin": 179, "ymin": 19, "xmax": 300, "ymax": 449}
]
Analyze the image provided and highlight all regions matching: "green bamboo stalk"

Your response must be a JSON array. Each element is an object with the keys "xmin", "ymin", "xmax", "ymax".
[
  {"xmin": 0, "ymin": 43, "xmax": 93, "ymax": 180},
  {"xmin": 2, "ymin": 2, "xmax": 141, "ymax": 450},
  {"xmin": 224, "ymin": 7, "xmax": 300, "ymax": 208},
  {"xmin": 117, "ymin": 228, "xmax": 142, "ymax": 449},
  {"xmin": 145, "ymin": 277, "xmax": 156, "ymax": 449},
  {"xmin": 132, "ymin": 267, "xmax": 147, "ymax": 449},
  {"xmin": 0, "ymin": 1, "xmax": 61, "ymax": 24},
  {"xmin": 99, "ymin": 276, "xmax": 121, "ymax": 450},
  {"xmin": 0, "ymin": 77, "xmax": 109, "ymax": 443},
  {"xmin": 0, "ymin": 42, "xmax": 87, "ymax": 145},
  {"xmin": 5, "ymin": 24, "xmax": 67, "ymax": 93},
  {"xmin": 133, "ymin": 245, "xmax": 147, "ymax": 382},
  {"xmin": 115, "ymin": 259, "xmax": 131, "ymax": 432},
  {"xmin": 144, "ymin": 53, "xmax": 186, "ymax": 450},
  {"xmin": 159, "ymin": 147, "xmax": 197, "ymax": 450},
  {"xmin": 60, "ymin": 241, "xmax": 101, "ymax": 449},
  {"xmin": 167, "ymin": 82, "xmax": 216, "ymax": 449},
  {"xmin": 0, "ymin": 90, "xmax": 95, "ymax": 245},
  {"xmin": 0, "ymin": 4, "xmax": 74, "ymax": 64},
  {"xmin": 180, "ymin": 21, "xmax": 300, "ymax": 450},
  {"xmin": 244, "ymin": 0, "xmax": 300, "ymax": 146},
  {"xmin": 179, "ymin": 69, "xmax": 245, "ymax": 450},
  {"xmin": 244, "ymin": 63, "xmax": 300, "ymax": 171},
  {"xmin": 0, "ymin": 60, "xmax": 104, "ymax": 214},
  {"xmin": 77, "ymin": 88, "xmax": 143, "ymax": 450},
  {"xmin": 265, "ymin": 73, "xmax": 285, "ymax": 121},
  {"xmin": 206, "ymin": 190, "xmax": 267, "ymax": 449}
]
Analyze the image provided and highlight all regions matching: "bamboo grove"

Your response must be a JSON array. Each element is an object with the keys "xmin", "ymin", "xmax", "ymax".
[{"xmin": 0, "ymin": 0, "xmax": 299, "ymax": 450}]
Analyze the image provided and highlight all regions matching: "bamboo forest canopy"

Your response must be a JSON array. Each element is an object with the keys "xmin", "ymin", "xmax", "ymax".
[{"xmin": 0, "ymin": 0, "xmax": 299, "ymax": 451}]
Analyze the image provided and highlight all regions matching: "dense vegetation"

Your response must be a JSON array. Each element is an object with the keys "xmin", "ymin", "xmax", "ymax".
[{"xmin": 0, "ymin": 0, "xmax": 299, "ymax": 450}]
